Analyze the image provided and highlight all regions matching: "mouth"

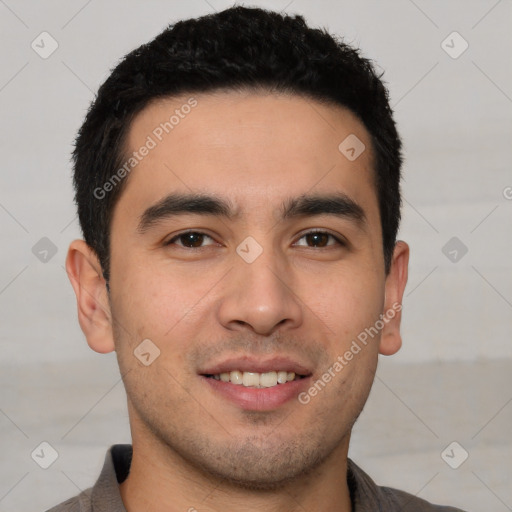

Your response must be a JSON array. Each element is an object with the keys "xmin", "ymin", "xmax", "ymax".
[
  {"xmin": 199, "ymin": 357, "xmax": 313, "ymax": 411},
  {"xmin": 203, "ymin": 370, "xmax": 307, "ymax": 388}
]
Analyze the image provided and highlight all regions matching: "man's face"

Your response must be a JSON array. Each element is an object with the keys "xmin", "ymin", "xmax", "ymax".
[{"xmin": 104, "ymin": 91, "xmax": 403, "ymax": 487}]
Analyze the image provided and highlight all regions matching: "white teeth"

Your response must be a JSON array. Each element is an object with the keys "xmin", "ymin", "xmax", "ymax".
[
  {"xmin": 230, "ymin": 371, "xmax": 243, "ymax": 385},
  {"xmin": 242, "ymin": 372, "xmax": 260, "ymax": 387},
  {"xmin": 277, "ymin": 371, "xmax": 288, "ymax": 384},
  {"xmin": 210, "ymin": 370, "xmax": 301, "ymax": 388},
  {"xmin": 260, "ymin": 371, "xmax": 278, "ymax": 387}
]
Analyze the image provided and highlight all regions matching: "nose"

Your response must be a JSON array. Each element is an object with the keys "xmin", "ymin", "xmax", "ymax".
[{"xmin": 217, "ymin": 247, "xmax": 303, "ymax": 336}]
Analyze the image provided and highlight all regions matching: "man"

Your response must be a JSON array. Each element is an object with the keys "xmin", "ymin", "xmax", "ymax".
[{"xmin": 49, "ymin": 6, "xmax": 465, "ymax": 511}]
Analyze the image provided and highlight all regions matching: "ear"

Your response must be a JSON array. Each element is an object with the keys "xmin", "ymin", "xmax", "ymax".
[
  {"xmin": 379, "ymin": 240, "xmax": 409, "ymax": 356},
  {"xmin": 65, "ymin": 239, "xmax": 115, "ymax": 353}
]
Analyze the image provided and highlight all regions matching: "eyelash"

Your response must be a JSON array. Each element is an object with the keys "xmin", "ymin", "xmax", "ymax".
[{"xmin": 165, "ymin": 230, "xmax": 345, "ymax": 249}]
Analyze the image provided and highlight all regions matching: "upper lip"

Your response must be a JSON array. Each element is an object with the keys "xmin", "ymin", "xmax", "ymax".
[{"xmin": 199, "ymin": 356, "xmax": 312, "ymax": 376}]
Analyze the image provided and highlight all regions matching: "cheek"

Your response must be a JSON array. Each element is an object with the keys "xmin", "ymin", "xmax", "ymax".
[
  {"xmin": 111, "ymin": 255, "xmax": 221, "ymax": 349},
  {"xmin": 300, "ymin": 266, "xmax": 385, "ymax": 341}
]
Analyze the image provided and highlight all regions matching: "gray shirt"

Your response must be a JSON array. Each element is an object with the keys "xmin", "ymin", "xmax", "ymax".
[{"xmin": 46, "ymin": 444, "xmax": 466, "ymax": 511}]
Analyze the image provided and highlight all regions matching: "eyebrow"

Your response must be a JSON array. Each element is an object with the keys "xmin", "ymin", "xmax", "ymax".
[{"xmin": 137, "ymin": 192, "xmax": 367, "ymax": 233}]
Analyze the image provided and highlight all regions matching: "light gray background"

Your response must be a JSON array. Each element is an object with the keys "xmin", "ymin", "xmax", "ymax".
[{"xmin": 0, "ymin": 1, "xmax": 511, "ymax": 511}]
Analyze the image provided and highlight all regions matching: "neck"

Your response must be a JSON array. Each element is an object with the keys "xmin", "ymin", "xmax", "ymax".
[{"xmin": 119, "ymin": 431, "xmax": 352, "ymax": 512}]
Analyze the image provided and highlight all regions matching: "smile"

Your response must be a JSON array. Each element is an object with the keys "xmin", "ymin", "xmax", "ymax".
[{"xmin": 205, "ymin": 370, "xmax": 305, "ymax": 388}]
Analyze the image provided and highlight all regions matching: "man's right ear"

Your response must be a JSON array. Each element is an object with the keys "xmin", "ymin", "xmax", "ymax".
[{"xmin": 65, "ymin": 239, "xmax": 115, "ymax": 354}]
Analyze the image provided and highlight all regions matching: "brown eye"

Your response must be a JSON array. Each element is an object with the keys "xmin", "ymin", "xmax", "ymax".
[
  {"xmin": 166, "ymin": 231, "xmax": 215, "ymax": 248},
  {"xmin": 305, "ymin": 232, "xmax": 329, "ymax": 247},
  {"xmin": 295, "ymin": 231, "xmax": 343, "ymax": 248}
]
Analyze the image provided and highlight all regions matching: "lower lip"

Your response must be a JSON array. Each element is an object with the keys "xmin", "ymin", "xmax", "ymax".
[{"xmin": 202, "ymin": 375, "xmax": 311, "ymax": 411}]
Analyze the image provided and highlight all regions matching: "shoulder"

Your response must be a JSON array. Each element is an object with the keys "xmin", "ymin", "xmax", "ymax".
[
  {"xmin": 347, "ymin": 459, "xmax": 467, "ymax": 511},
  {"xmin": 45, "ymin": 490, "xmax": 92, "ymax": 512},
  {"xmin": 380, "ymin": 485, "xmax": 467, "ymax": 511},
  {"xmin": 44, "ymin": 444, "xmax": 130, "ymax": 512}
]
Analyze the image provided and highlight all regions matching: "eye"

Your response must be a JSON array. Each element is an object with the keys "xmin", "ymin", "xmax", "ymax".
[
  {"xmin": 294, "ymin": 231, "xmax": 344, "ymax": 248},
  {"xmin": 164, "ymin": 230, "xmax": 344, "ymax": 250},
  {"xmin": 165, "ymin": 231, "xmax": 217, "ymax": 248}
]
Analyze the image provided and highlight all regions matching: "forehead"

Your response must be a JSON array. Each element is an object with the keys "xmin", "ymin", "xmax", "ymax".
[{"xmin": 115, "ymin": 90, "xmax": 379, "ymax": 228}]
